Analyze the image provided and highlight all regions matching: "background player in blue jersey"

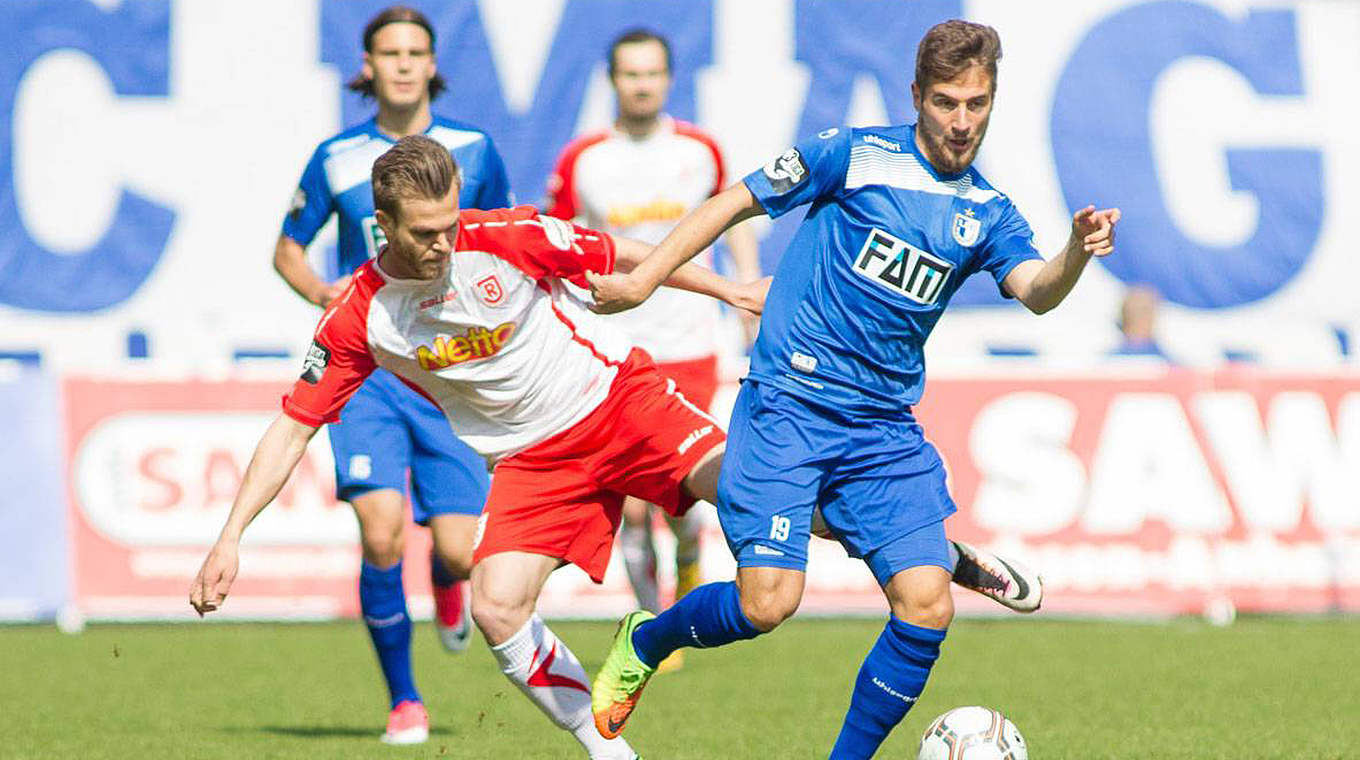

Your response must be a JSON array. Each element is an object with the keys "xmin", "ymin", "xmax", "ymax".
[
  {"xmin": 272, "ymin": 6, "xmax": 510, "ymax": 745},
  {"xmin": 587, "ymin": 20, "xmax": 1119, "ymax": 756}
]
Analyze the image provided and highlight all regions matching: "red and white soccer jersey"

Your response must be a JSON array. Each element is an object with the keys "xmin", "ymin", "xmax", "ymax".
[
  {"xmin": 545, "ymin": 115, "xmax": 725, "ymax": 367},
  {"xmin": 281, "ymin": 206, "xmax": 726, "ymax": 579},
  {"xmin": 282, "ymin": 205, "xmax": 630, "ymax": 462}
]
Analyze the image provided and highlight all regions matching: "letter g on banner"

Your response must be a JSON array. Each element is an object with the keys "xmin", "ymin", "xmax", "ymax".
[
  {"xmin": 1051, "ymin": 3, "xmax": 1323, "ymax": 309},
  {"xmin": 0, "ymin": 1, "xmax": 174, "ymax": 312}
]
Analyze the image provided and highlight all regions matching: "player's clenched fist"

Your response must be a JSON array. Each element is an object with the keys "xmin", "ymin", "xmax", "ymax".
[
  {"xmin": 190, "ymin": 540, "xmax": 239, "ymax": 616},
  {"xmin": 1071, "ymin": 205, "xmax": 1121, "ymax": 257},
  {"xmin": 585, "ymin": 270, "xmax": 657, "ymax": 315}
]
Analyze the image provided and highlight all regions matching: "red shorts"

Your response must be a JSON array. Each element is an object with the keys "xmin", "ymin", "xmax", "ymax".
[
  {"xmin": 472, "ymin": 350, "xmax": 726, "ymax": 582},
  {"xmin": 655, "ymin": 354, "xmax": 719, "ymax": 413}
]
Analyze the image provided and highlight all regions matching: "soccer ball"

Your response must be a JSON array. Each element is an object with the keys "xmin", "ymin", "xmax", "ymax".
[{"xmin": 917, "ymin": 706, "xmax": 1027, "ymax": 760}]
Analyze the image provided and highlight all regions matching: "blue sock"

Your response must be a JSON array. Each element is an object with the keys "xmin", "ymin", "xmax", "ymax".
[
  {"xmin": 830, "ymin": 618, "xmax": 947, "ymax": 759},
  {"xmin": 631, "ymin": 581, "xmax": 761, "ymax": 667},
  {"xmin": 359, "ymin": 561, "xmax": 420, "ymax": 708},
  {"xmin": 430, "ymin": 549, "xmax": 456, "ymax": 588}
]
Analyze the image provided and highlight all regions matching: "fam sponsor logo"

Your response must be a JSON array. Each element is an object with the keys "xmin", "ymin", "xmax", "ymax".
[
  {"xmin": 416, "ymin": 323, "xmax": 517, "ymax": 370},
  {"xmin": 852, "ymin": 229, "xmax": 953, "ymax": 305},
  {"xmin": 862, "ymin": 134, "xmax": 901, "ymax": 152},
  {"xmin": 606, "ymin": 200, "xmax": 687, "ymax": 228}
]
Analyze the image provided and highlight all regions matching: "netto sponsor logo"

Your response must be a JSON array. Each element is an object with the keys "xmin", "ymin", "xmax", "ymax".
[
  {"xmin": 606, "ymin": 200, "xmax": 687, "ymax": 228},
  {"xmin": 417, "ymin": 323, "xmax": 517, "ymax": 370}
]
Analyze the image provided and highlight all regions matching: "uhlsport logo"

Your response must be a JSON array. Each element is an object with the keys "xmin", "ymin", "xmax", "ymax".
[
  {"xmin": 952, "ymin": 208, "xmax": 982, "ymax": 247},
  {"xmin": 852, "ymin": 228, "xmax": 953, "ymax": 305},
  {"xmin": 417, "ymin": 323, "xmax": 516, "ymax": 370}
]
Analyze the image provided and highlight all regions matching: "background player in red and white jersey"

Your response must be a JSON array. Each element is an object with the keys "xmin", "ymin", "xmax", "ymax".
[
  {"xmin": 545, "ymin": 29, "xmax": 762, "ymax": 638},
  {"xmin": 190, "ymin": 136, "xmax": 765, "ymax": 760}
]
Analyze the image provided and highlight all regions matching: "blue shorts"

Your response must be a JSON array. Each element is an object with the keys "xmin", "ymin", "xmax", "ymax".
[
  {"xmin": 716, "ymin": 380, "xmax": 955, "ymax": 585},
  {"xmin": 328, "ymin": 369, "xmax": 488, "ymax": 524}
]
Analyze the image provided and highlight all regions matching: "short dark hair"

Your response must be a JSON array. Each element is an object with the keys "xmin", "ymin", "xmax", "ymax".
[
  {"xmin": 346, "ymin": 6, "xmax": 447, "ymax": 100},
  {"xmin": 607, "ymin": 28, "xmax": 672, "ymax": 77},
  {"xmin": 371, "ymin": 135, "xmax": 460, "ymax": 219},
  {"xmin": 915, "ymin": 20, "xmax": 1002, "ymax": 92}
]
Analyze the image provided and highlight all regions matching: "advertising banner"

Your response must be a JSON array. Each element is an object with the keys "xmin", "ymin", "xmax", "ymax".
[
  {"xmin": 62, "ymin": 369, "xmax": 1360, "ymax": 620},
  {"xmin": 4, "ymin": 0, "xmax": 1358, "ymax": 370}
]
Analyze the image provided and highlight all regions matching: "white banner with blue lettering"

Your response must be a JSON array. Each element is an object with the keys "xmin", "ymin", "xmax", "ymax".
[{"xmin": 3, "ymin": 0, "xmax": 1358, "ymax": 369}]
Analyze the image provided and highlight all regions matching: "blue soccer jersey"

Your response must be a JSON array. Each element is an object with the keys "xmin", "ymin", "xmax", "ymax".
[
  {"xmin": 743, "ymin": 124, "xmax": 1042, "ymax": 414},
  {"xmin": 282, "ymin": 116, "xmax": 511, "ymax": 277}
]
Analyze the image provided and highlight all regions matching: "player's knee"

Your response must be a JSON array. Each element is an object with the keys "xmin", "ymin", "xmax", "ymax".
[
  {"xmin": 470, "ymin": 582, "xmax": 532, "ymax": 644},
  {"xmin": 739, "ymin": 588, "xmax": 801, "ymax": 633},
  {"xmin": 433, "ymin": 543, "xmax": 472, "ymax": 578},
  {"xmin": 360, "ymin": 531, "xmax": 404, "ymax": 567},
  {"xmin": 901, "ymin": 588, "xmax": 954, "ymax": 630}
]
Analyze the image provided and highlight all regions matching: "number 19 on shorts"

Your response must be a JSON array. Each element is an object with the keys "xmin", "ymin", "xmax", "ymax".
[{"xmin": 769, "ymin": 515, "xmax": 791, "ymax": 542}]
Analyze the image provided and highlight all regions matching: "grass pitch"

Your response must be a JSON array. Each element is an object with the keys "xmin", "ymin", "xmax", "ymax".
[{"xmin": 4, "ymin": 616, "xmax": 1357, "ymax": 758}]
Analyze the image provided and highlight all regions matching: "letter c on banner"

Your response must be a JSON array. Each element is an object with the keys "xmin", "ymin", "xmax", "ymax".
[
  {"xmin": 0, "ymin": 0, "xmax": 174, "ymax": 312},
  {"xmin": 1051, "ymin": 3, "xmax": 1323, "ymax": 308}
]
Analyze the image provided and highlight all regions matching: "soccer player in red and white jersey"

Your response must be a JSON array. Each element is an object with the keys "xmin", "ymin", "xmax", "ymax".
[
  {"xmin": 190, "ymin": 135, "xmax": 764, "ymax": 759},
  {"xmin": 545, "ymin": 29, "xmax": 762, "ymax": 637}
]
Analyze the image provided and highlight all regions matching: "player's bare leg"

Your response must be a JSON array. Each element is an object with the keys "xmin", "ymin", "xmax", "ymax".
[
  {"xmin": 428, "ymin": 513, "xmax": 477, "ymax": 653},
  {"xmin": 830, "ymin": 565, "xmax": 952, "ymax": 758},
  {"xmin": 351, "ymin": 488, "xmax": 428, "ymax": 745},
  {"xmin": 472, "ymin": 552, "xmax": 639, "ymax": 759},
  {"xmin": 618, "ymin": 497, "xmax": 660, "ymax": 612}
]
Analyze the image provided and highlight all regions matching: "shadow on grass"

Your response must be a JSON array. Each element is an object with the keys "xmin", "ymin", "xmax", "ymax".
[{"xmin": 223, "ymin": 725, "xmax": 456, "ymax": 739}]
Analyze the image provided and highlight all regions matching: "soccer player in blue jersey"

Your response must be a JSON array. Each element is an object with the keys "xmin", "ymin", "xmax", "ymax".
[
  {"xmin": 272, "ymin": 6, "xmax": 510, "ymax": 745},
  {"xmin": 587, "ymin": 20, "xmax": 1119, "ymax": 756}
]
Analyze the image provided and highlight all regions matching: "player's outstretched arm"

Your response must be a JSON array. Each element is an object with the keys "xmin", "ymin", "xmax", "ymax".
[
  {"xmin": 586, "ymin": 182, "xmax": 766, "ymax": 314},
  {"xmin": 1004, "ymin": 206, "xmax": 1121, "ymax": 314},
  {"xmin": 190, "ymin": 414, "xmax": 319, "ymax": 616},
  {"xmin": 612, "ymin": 236, "xmax": 770, "ymax": 316}
]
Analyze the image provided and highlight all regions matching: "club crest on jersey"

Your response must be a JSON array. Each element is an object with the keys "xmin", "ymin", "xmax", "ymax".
[
  {"xmin": 300, "ymin": 340, "xmax": 331, "ymax": 384},
  {"xmin": 852, "ymin": 228, "xmax": 953, "ymax": 306},
  {"xmin": 763, "ymin": 148, "xmax": 808, "ymax": 193},
  {"xmin": 952, "ymin": 209, "xmax": 982, "ymax": 247},
  {"xmin": 476, "ymin": 274, "xmax": 505, "ymax": 305}
]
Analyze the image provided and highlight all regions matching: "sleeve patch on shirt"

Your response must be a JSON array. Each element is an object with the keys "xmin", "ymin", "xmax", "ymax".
[
  {"xmin": 300, "ymin": 340, "xmax": 331, "ymax": 384},
  {"xmin": 288, "ymin": 188, "xmax": 306, "ymax": 220},
  {"xmin": 539, "ymin": 214, "xmax": 576, "ymax": 251},
  {"xmin": 763, "ymin": 148, "xmax": 808, "ymax": 193}
]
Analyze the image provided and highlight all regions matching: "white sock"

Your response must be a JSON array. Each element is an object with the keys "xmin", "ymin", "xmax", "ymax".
[
  {"xmin": 491, "ymin": 614, "xmax": 636, "ymax": 760},
  {"xmin": 620, "ymin": 522, "xmax": 660, "ymax": 612}
]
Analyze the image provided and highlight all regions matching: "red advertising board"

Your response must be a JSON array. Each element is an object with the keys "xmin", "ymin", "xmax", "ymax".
[{"xmin": 64, "ymin": 369, "xmax": 1360, "ymax": 620}]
